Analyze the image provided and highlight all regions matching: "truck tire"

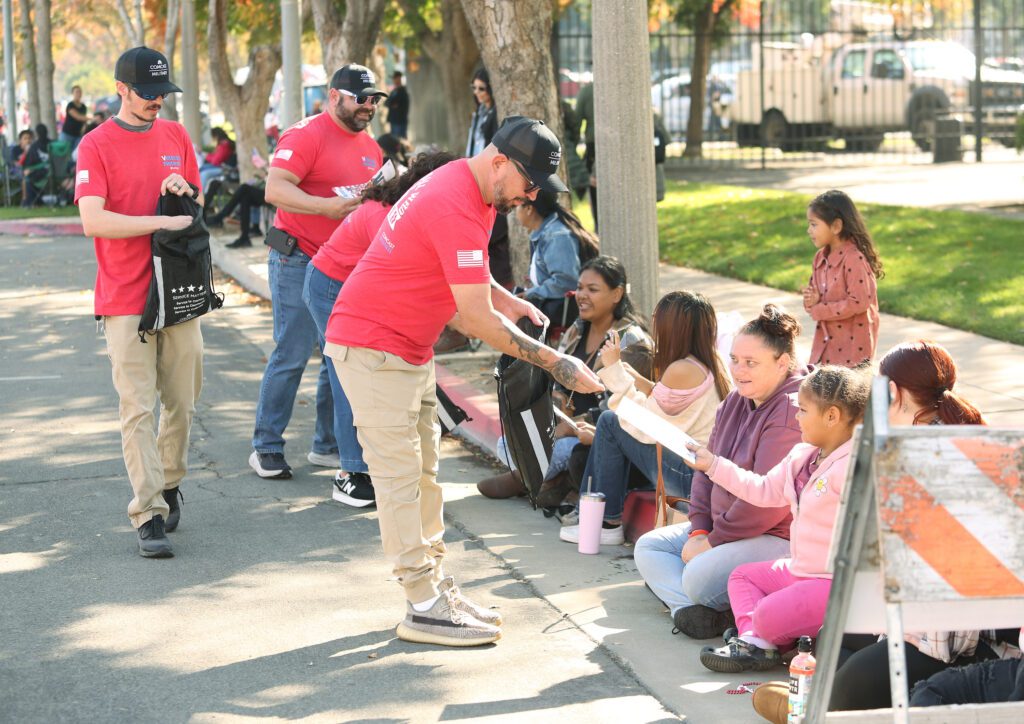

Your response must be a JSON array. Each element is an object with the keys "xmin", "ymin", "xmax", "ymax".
[
  {"xmin": 735, "ymin": 123, "xmax": 759, "ymax": 148},
  {"xmin": 910, "ymin": 96, "xmax": 944, "ymax": 152},
  {"xmin": 760, "ymin": 110, "xmax": 789, "ymax": 150}
]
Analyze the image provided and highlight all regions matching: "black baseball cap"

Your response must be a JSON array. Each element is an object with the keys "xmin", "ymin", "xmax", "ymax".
[
  {"xmin": 492, "ymin": 116, "xmax": 568, "ymax": 194},
  {"xmin": 114, "ymin": 47, "xmax": 182, "ymax": 95},
  {"xmin": 331, "ymin": 64, "xmax": 388, "ymax": 99}
]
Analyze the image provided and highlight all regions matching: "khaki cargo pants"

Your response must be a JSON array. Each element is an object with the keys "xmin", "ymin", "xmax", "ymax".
[
  {"xmin": 103, "ymin": 315, "xmax": 203, "ymax": 528},
  {"xmin": 328, "ymin": 344, "xmax": 445, "ymax": 604}
]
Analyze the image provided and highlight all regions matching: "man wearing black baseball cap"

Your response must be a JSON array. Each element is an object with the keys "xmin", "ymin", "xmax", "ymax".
[
  {"xmin": 75, "ymin": 46, "xmax": 202, "ymax": 558},
  {"xmin": 246, "ymin": 63, "xmax": 385, "ymax": 491},
  {"xmin": 325, "ymin": 115, "xmax": 601, "ymax": 646}
]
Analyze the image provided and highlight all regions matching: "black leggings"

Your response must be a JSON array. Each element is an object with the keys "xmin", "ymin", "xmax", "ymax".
[
  {"xmin": 830, "ymin": 637, "xmax": 979, "ymax": 710},
  {"xmin": 214, "ymin": 184, "xmax": 264, "ymax": 237},
  {"xmin": 911, "ymin": 657, "xmax": 1023, "ymax": 706}
]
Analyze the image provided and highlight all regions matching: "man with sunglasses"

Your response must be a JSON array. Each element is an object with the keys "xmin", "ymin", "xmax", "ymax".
[
  {"xmin": 248, "ymin": 64, "xmax": 385, "ymax": 486},
  {"xmin": 75, "ymin": 47, "xmax": 202, "ymax": 558},
  {"xmin": 325, "ymin": 116, "xmax": 604, "ymax": 647}
]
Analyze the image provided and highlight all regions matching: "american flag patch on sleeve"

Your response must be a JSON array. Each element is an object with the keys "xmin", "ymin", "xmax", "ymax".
[{"xmin": 456, "ymin": 249, "xmax": 484, "ymax": 268}]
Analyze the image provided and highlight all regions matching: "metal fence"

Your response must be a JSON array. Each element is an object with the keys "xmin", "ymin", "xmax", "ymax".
[{"xmin": 555, "ymin": 0, "xmax": 1024, "ymax": 167}]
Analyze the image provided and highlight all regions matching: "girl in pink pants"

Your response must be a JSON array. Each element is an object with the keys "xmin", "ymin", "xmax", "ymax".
[{"xmin": 684, "ymin": 365, "xmax": 871, "ymax": 673}]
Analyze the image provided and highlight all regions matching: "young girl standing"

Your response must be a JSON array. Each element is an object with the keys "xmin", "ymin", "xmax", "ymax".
[
  {"xmin": 683, "ymin": 365, "xmax": 871, "ymax": 672},
  {"xmin": 802, "ymin": 190, "xmax": 884, "ymax": 367}
]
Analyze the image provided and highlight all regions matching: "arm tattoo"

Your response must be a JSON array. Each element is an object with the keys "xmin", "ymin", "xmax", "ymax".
[
  {"xmin": 507, "ymin": 326, "xmax": 547, "ymax": 367},
  {"xmin": 550, "ymin": 358, "xmax": 578, "ymax": 388}
]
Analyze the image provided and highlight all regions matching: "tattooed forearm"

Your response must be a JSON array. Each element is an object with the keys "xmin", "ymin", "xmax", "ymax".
[
  {"xmin": 506, "ymin": 324, "xmax": 547, "ymax": 367},
  {"xmin": 550, "ymin": 358, "xmax": 578, "ymax": 388}
]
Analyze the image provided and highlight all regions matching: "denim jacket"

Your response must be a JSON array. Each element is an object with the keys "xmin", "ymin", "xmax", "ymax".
[{"xmin": 525, "ymin": 214, "xmax": 580, "ymax": 302}]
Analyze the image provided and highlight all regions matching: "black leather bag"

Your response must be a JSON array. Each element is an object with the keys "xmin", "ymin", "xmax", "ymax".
[
  {"xmin": 495, "ymin": 319, "xmax": 554, "ymax": 507},
  {"xmin": 138, "ymin": 193, "xmax": 223, "ymax": 341}
]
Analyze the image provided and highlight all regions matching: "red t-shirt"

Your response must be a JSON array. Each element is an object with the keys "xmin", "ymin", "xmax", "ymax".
[
  {"xmin": 311, "ymin": 199, "xmax": 388, "ymax": 282},
  {"xmin": 270, "ymin": 111, "xmax": 383, "ymax": 257},
  {"xmin": 327, "ymin": 159, "xmax": 496, "ymax": 364},
  {"xmin": 74, "ymin": 118, "xmax": 200, "ymax": 316}
]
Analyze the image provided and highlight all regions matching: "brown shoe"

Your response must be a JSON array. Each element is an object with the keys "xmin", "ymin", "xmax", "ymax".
[
  {"xmin": 751, "ymin": 681, "xmax": 789, "ymax": 724},
  {"xmin": 536, "ymin": 471, "xmax": 574, "ymax": 508},
  {"xmin": 476, "ymin": 470, "xmax": 527, "ymax": 499}
]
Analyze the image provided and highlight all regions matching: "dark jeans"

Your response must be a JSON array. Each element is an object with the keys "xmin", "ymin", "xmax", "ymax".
[
  {"xmin": 578, "ymin": 409, "xmax": 692, "ymax": 521},
  {"xmin": 911, "ymin": 657, "xmax": 1023, "ymax": 706},
  {"xmin": 830, "ymin": 637, "xmax": 986, "ymax": 710},
  {"xmin": 214, "ymin": 183, "xmax": 264, "ymax": 238}
]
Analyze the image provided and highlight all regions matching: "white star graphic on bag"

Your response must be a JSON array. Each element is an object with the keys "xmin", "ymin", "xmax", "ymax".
[
  {"xmin": 187, "ymin": 285, "xmax": 196, "ymax": 292},
  {"xmin": 197, "ymin": 285, "xmax": 204, "ymax": 292}
]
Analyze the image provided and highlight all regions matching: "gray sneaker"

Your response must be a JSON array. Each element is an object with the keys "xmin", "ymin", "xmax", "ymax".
[
  {"xmin": 396, "ymin": 592, "xmax": 501, "ymax": 647},
  {"xmin": 439, "ymin": 576, "xmax": 503, "ymax": 627}
]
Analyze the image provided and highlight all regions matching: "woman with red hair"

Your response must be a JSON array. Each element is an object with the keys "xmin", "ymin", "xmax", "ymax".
[{"xmin": 880, "ymin": 340, "xmax": 985, "ymax": 426}]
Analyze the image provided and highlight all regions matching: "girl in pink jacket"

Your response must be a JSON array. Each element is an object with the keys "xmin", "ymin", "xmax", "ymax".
[{"xmin": 686, "ymin": 365, "xmax": 871, "ymax": 673}]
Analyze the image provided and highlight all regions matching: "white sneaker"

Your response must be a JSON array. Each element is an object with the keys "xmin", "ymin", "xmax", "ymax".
[
  {"xmin": 558, "ymin": 523, "xmax": 625, "ymax": 546},
  {"xmin": 307, "ymin": 450, "xmax": 340, "ymax": 467}
]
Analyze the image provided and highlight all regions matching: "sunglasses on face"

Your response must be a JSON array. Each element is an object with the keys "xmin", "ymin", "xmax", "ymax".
[
  {"xmin": 130, "ymin": 86, "xmax": 169, "ymax": 101},
  {"xmin": 339, "ymin": 89, "xmax": 382, "ymax": 106},
  {"xmin": 510, "ymin": 159, "xmax": 539, "ymax": 194}
]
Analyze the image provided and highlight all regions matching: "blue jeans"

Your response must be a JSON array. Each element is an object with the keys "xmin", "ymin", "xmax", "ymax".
[
  {"xmin": 579, "ymin": 409, "xmax": 693, "ymax": 521},
  {"xmin": 633, "ymin": 522, "xmax": 791, "ymax": 615},
  {"xmin": 252, "ymin": 248, "xmax": 336, "ymax": 457},
  {"xmin": 58, "ymin": 131, "xmax": 81, "ymax": 152},
  {"xmin": 302, "ymin": 264, "xmax": 367, "ymax": 473}
]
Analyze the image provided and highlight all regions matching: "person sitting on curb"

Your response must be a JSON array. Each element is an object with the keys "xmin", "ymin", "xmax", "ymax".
[
  {"xmin": 476, "ymin": 255, "xmax": 652, "ymax": 502},
  {"xmin": 632, "ymin": 304, "xmax": 804, "ymax": 640},
  {"xmin": 557, "ymin": 290, "xmax": 731, "ymax": 546},
  {"xmin": 691, "ymin": 365, "xmax": 870, "ymax": 673}
]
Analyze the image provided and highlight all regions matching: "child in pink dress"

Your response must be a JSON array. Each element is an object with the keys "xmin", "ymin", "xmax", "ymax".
[
  {"xmin": 802, "ymin": 190, "xmax": 884, "ymax": 367},
  {"xmin": 684, "ymin": 365, "xmax": 871, "ymax": 672}
]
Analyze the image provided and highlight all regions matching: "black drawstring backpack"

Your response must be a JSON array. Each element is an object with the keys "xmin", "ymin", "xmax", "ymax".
[
  {"xmin": 138, "ymin": 192, "xmax": 224, "ymax": 342},
  {"xmin": 495, "ymin": 319, "xmax": 554, "ymax": 508}
]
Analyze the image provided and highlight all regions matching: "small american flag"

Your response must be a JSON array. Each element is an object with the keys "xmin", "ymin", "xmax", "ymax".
[{"xmin": 456, "ymin": 249, "xmax": 484, "ymax": 268}]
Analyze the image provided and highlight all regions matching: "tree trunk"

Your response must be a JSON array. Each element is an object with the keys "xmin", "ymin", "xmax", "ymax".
[
  {"xmin": 460, "ymin": 0, "xmax": 562, "ymax": 284},
  {"xmin": 207, "ymin": 0, "xmax": 281, "ymax": 182},
  {"xmin": 19, "ymin": 0, "xmax": 40, "ymax": 128},
  {"xmin": 683, "ymin": 2, "xmax": 732, "ymax": 159},
  {"xmin": 116, "ymin": 0, "xmax": 145, "ymax": 46},
  {"xmin": 309, "ymin": 0, "xmax": 387, "ymax": 71},
  {"xmin": 161, "ymin": 0, "xmax": 181, "ymax": 122},
  {"xmin": 33, "ymin": 0, "xmax": 55, "ymax": 136}
]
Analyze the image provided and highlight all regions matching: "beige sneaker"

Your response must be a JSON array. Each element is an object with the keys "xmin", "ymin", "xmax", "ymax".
[
  {"xmin": 396, "ymin": 592, "xmax": 501, "ymax": 647},
  {"xmin": 439, "ymin": 576, "xmax": 503, "ymax": 627}
]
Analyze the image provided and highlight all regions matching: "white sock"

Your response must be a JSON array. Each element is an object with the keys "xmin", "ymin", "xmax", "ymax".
[
  {"xmin": 411, "ymin": 594, "xmax": 440, "ymax": 612},
  {"xmin": 738, "ymin": 633, "xmax": 776, "ymax": 651}
]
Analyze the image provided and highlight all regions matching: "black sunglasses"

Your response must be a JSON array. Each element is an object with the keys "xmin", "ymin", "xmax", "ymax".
[
  {"xmin": 339, "ymin": 89, "xmax": 382, "ymax": 106},
  {"xmin": 510, "ymin": 158, "xmax": 539, "ymax": 194},
  {"xmin": 129, "ymin": 85, "xmax": 169, "ymax": 101}
]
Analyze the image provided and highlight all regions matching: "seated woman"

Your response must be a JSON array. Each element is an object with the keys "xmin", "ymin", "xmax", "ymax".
[
  {"xmin": 557, "ymin": 290, "xmax": 731, "ymax": 546},
  {"xmin": 20, "ymin": 124, "xmax": 50, "ymax": 208},
  {"xmin": 303, "ymin": 150, "xmax": 457, "ymax": 508},
  {"xmin": 477, "ymin": 255, "xmax": 653, "ymax": 500},
  {"xmin": 199, "ymin": 127, "xmax": 235, "ymax": 193},
  {"xmin": 206, "ymin": 157, "xmax": 267, "ymax": 249},
  {"xmin": 633, "ymin": 304, "xmax": 805, "ymax": 640},
  {"xmin": 515, "ymin": 189, "xmax": 599, "ymax": 325}
]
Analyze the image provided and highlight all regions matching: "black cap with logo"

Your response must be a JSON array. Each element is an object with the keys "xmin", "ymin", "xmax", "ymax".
[
  {"xmin": 491, "ymin": 116, "xmax": 568, "ymax": 194},
  {"xmin": 331, "ymin": 64, "xmax": 388, "ymax": 99},
  {"xmin": 115, "ymin": 47, "xmax": 182, "ymax": 96}
]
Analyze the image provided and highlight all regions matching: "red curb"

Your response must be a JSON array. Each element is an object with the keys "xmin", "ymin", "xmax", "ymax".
[
  {"xmin": 0, "ymin": 221, "xmax": 84, "ymax": 236},
  {"xmin": 435, "ymin": 362, "xmax": 502, "ymax": 458}
]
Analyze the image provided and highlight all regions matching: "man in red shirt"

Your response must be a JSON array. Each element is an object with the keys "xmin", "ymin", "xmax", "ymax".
[
  {"xmin": 327, "ymin": 116, "xmax": 604, "ymax": 646},
  {"xmin": 250, "ymin": 64, "xmax": 385, "ymax": 482},
  {"xmin": 75, "ymin": 47, "xmax": 202, "ymax": 558}
]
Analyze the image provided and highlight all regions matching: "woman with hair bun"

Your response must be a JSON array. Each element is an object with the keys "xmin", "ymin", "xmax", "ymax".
[{"xmin": 633, "ymin": 304, "xmax": 806, "ymax": 640}]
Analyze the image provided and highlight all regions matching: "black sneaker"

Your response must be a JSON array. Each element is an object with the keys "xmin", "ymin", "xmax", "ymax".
[
  {"xmin": 700, "ymin": 636, "xmax": 783, "ymax": 673},
  {"xmin": 163, "ymin": 487, "xmax": 183, "ymax": 532},
  {"xmin": 332, "ymin": 472, "xmax": 375, "ymax": 508},
  {"xmin": 226, "ymin": 236, "xmax": 252, "ymax": 248},
  {"xmin": 137, "ymin": 515, "xmax": 174, "ymax": 558},
  {"xmin": 671, "ymin": 604, "xmax": 736, "ymax": 639},
  {"xmin": 249, "ymin": 451, "xmax": 292, "ymax": 479}
]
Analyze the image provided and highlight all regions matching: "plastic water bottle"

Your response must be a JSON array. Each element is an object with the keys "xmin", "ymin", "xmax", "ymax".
[{"xmin": 787, "ymin": 635, "xmax": 816, "ymax": 724}]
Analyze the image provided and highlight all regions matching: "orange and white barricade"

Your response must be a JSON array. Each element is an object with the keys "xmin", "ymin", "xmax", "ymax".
[{"xmin": 807, "ymin": 377, "xmax": 1024, "ymax": 724}]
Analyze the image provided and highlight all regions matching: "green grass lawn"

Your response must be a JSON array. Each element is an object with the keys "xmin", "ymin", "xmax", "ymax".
[
  {"xmin": 574, "ymin": 181, "xmax": 1024, "ymax": 344},
  {"xmin": 0, "ymin": 205, "xmax": 80, "ymax": 221}
]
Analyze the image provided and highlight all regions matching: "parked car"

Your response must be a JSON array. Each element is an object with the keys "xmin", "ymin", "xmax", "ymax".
[
  {"xmin": 559, "ymin": 68, "xmax": 592, "ymax": 100},
  {"xmin": 650, "ymin": 72, "xmax": 734, "ymax": 137}
]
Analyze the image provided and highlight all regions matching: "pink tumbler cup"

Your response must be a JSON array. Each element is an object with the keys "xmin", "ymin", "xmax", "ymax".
[{"xmin": 577, "ymin": 492, "xmax": 606, "ymax": 555}]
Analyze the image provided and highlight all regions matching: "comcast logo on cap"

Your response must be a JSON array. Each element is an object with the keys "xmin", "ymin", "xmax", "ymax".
[{"xmin": 150, "ymin": 61, "xmax": 168, "ymax": 75}]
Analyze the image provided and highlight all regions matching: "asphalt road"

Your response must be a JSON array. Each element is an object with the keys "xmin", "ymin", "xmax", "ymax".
[{"xmin": 0, "ymin": 232, "xmax": 678, "ymax": 723}]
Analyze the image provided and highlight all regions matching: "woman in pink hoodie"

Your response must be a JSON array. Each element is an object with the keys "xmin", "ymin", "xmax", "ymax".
[{"xmin": 689, "ymin": 365, "xmax": 872, "ymax": 673}]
